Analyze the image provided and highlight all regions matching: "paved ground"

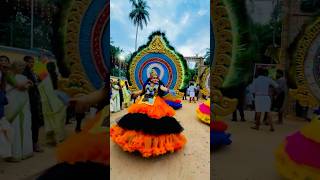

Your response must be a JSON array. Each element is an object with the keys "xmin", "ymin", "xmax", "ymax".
[
  {"xmin": 212, "ymin": 111, "xmax": 307, "ymax": 180},
  {"xmin": 110, "ymin": 100, "xmax": 210, "ymax": 180}
]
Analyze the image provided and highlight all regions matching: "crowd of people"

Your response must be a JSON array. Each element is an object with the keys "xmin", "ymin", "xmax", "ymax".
[
  {"xmin": 232, "ymin": 68, "xmax": 288, "ymax": 132},
  {"xmin": 0, "ymin": 55, "xmax": 73, "ymax": 163},
  {"xmin": 110, "ymin": 78, "xmax": 205, "ymax": 113},
  {"xmin": 183, "ymin": 83, "xmax": 202, "ymax": 103},
  {"xmin": 110, "ymin": 78, "xmax": 131, "ymax": 113}
]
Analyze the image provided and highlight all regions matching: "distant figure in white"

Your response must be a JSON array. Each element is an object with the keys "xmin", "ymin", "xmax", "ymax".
[
  {"xmin": 110, "ymin": 79, "xmax": 121, "ymax": 113},
  {"xmin": 251, "ymin": 68, "xmax": 278, "ymax": 131},
  {"xmin": 188, "ymin": 83, "xmax": 197, "ymax": 103}
]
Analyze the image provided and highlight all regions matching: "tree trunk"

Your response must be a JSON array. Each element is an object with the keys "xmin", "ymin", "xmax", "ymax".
[{"xmin": 135, "ymin": 25, "xmax": 138, "ymax": 51}]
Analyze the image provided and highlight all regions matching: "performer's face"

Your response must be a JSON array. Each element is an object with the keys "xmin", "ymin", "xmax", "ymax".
[{"xmin": 151, "ymin": 77, "xmax": 159, "ymax": 84}]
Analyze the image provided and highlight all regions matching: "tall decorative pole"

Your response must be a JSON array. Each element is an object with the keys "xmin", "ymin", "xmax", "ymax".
[{"xmin": 30, "ymin": 0, "xmax": 34, "ymax": 48}]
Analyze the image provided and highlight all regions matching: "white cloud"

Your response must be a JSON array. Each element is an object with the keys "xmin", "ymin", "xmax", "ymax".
[
  {"xmin": 110, "ymin": 1, "xmax": 128, "ymax": 24},
  {"xmin": 111, "ymin": 0, "xmax": 210, "ymax": 58},
  {"xmin": 197, "ymin": 9, "xmax": 207, "ymax": 16},
  {"xmin": 177, "ymin": 30, "xmax": 210, "ymax": 57},
  {"xmin": 181, "ymin": 13, "xmax": 190, "ymax": 25},
  {"xmin": 136, "ymin": 11, "xmax": 192, "ymax": 46}
]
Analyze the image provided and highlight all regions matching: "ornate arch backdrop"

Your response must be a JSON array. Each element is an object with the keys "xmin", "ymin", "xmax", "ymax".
[
  {"xmin": 200, "ymin": 67, "xmax": 210, "ymax": 97},
  {"xmin": 59, "ymin": 0, "xmax": 109, "ymax": 96},
  {"xmin": 290, "ymin": 16, "xmax": 320, "ymax": 107},
  {"xmin": 211, "ymin": 0, "xmax": 238, "ymax": 116},
  {"xmin": 128, "ymin": 32, "xmax": 188, "ymax": 96}
]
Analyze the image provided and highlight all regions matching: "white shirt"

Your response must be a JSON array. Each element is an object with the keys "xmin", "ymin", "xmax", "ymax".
[
  {"xmin": 251, "ymin": 76, "xmax": 278, "ymax": 96},
  {"xmin": 188, "ymin": 86, "xmax": 196, "ymax": 93}
]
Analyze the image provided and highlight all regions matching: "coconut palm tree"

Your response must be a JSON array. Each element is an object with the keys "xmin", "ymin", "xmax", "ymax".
[
  {"xmin": 204, "ymin": 48, "xmax": 212, "ymax": 66},
  {"xmin": 129, "ymin": 0, "xmax": 150, "ymax": 51}
]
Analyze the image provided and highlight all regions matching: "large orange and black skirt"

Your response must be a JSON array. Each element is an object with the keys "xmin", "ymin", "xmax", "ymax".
[
  {"xmin": 56, "ymin": 107, "xmax": 109, "ymax": 165},
  {"xmin": 110, "ymin": 96, "xmax": 187, "ymax": 157}
]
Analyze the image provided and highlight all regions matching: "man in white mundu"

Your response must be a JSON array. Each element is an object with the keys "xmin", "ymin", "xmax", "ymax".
[{"xmin": 251, "ymin": 68, "xmax": 278, "ymax": 131}]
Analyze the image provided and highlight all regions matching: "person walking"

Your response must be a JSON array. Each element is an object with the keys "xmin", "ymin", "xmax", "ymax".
[
  {"xmin": 195, "ymin": 84, "xmax": 200, "ymax": 101},
  {"xmin": 264, "ymin": 70, "xmax": 288, "ymax": 124},
  {"xmin": 251, "ymin": 68, "xmax": 278, "ymax": 131},
  {"xmin": 183, "ymin": 85, "xmax": 188, "ymax": 100},
  {"xmin": 118, "ymin": 80, "xmax": 124, "ymax": 110},
  {"xmin": 232, "ymin": 83, "xmax": 246, "ymax": 122},
  {"xmin": 188, "ymin": 83, "xmax": 196, "ymax": 103}
]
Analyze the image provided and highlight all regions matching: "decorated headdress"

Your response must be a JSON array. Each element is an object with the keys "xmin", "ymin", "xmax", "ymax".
[
  {"xmin": 149, "ymin": 68, "xmax": 158, "ymax": 78},
  {"xmin": 149, "ymin": 68, "xmax": 159, "ymax": 83}
]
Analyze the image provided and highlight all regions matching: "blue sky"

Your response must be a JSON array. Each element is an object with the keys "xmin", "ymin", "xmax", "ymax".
[{"xmin": 110, "ymin": 0, "xmax": 210, "ymax": 59}]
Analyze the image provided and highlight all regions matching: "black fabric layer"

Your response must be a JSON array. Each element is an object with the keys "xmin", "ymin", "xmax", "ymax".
[
  {"xmin": 37, "ymin": 162, "xmax": 109, "ymax": 180},
  {"xmin": 117, "ymin": 113, "xmax": 184, "ymax": 134}
]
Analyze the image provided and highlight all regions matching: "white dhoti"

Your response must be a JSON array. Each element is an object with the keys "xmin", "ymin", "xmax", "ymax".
[{"xmin": 255, "ymin": 95, "xmax": 271, "ymax": 112}]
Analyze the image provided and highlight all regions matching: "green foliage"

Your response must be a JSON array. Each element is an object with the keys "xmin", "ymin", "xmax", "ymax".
[
  {"xmin": 129, "ymin": 0, "xmax": 150, "ymax": 50},
  {"xmin": 204, "ymin": 48, "xmax": 211, "ymax": 66},
  {"xmin": 52, "ymin": 0, "xmax": 73, "ymax": 77},
  {"xmin": 221, "ymin": 0, "xmax": 254, "ymax": 88},
  {"xmin": 221, "ymin": 0, "xmax": 282, "ymax": 90},
  {"xmin": 0, "ymin": 0, "xmax": 72, "ymax": 77},
  {"xmin": 300, "ymin": 0, "xmax": 320, "ymax": 13},
  {"xmin": 129, "ymin": 0, "xmax": 150, "ymax": 30},
  {"xmin": 111, "ymin": 68, "xmax": 126, "ymax": 78}
]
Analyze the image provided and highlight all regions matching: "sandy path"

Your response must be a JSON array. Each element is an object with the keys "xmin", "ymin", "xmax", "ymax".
[
  {"xmin": 0, "ymin": 119, "xmax": 88, "ymax": 180},
  {"xmin": 110, "ymin": 100, "xmax": 210, "ymax": 180},
  {"xmin": 211, "ymin": 111, "xmax": 307, "ymax": 180}
]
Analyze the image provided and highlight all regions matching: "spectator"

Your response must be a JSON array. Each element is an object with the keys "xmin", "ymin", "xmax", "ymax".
[
  {"xmin": 22, "ymin": 56, "xmax": 44, "ymax": 152},
  {"xmin": 251, "ymin": 68, "xmax": 278, "ymax": 131},
  {"xmin": 188, "ymin": 83, "xmax": 196, "ymax": 103}
]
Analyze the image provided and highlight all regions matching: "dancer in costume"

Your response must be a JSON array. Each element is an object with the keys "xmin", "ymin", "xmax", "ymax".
[
  {"xmin": 196, "ymin": 98, "xmax": 210, "ymax": 124},
  {"xmin": 275, "ymin": 109, "xmax": 320, "ymax": 180},
  {"xmin": 111, "ymin": 79, "xmax": 121, "ymax": 113},
  {"xmin": 110, "ymin": 68, "xmax": 186, "ymax": 157}
]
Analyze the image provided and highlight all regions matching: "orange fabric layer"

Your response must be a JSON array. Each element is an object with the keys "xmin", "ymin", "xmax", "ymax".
[
  {"xmin": 128, "ymin": 97, "xmax": 175, "ymax": 119},
  {"xmin": 56, "ymin": 110, "xmax": 109, "ymax": 165},
  {"xmin": 56, "ymin": 131, "xmax": 109, "ymax": 165},
  {"xmin": 110, "ymin": 125, "xmax": 186, "ymax": 158}
]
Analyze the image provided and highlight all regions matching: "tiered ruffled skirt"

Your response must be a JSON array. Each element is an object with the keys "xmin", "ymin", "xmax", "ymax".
[
  {"xmin": 110, "ymin": 97, "xmax": 186, "ymax": 157},
  {"xmin": 163, "ymin": 93, "xmax": 182, "ymax": 110},
  {"xmin": 56, "ymin": 107, "xmax": 109, "ymax": 165},
  {"xmin": 196, "ymin": 99, "xmax": 210, "ymax": 124},
  {"xmin": 275, "ymin": 119, "xmax": 320, "ymax": 180},
  {"xmin": 211, "ymin": 121, "xmax": 232, "ymax": 148}
]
